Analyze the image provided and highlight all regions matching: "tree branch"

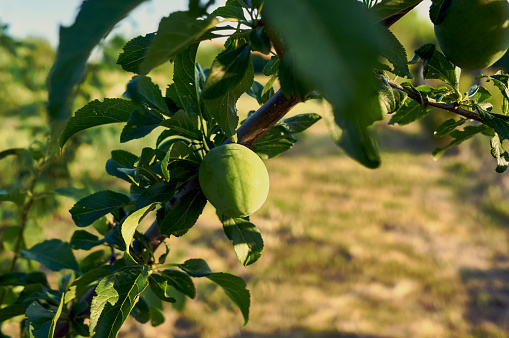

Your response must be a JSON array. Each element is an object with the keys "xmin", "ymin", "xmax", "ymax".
[{"xmin": 385, "ymin": 78, "xmax": 483, "ymax": 123}]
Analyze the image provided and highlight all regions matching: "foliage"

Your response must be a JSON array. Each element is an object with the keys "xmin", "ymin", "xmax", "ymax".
[{"xmin": 2, "ymin": 0, "xmax": 509, "ymax": 336}]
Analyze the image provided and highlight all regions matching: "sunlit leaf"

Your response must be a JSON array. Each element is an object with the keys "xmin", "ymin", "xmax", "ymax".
[
  {"xmin": 491, "ymin": 133, "xmax": 509, "ymax": 173},
  {"xmin": 89, "ymin": 266, "xmax": 149, "ymax": 338},
  {"xmin": 60, "ymin": 98, "xmax": 134, "ymax": 146},
  {"xmin": 121, "ymin": 204, "xmax": 156, "ymax": 260},
  {"xmin": 221, "ymin": 216, "xmax": 264, "ymax": 266},
  {"xmin": 139, "ymin": 11, "xmax": 219, "ymax": 74}
]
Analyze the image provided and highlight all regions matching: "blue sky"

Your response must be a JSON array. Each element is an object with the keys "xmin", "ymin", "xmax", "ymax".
[
  {"xmin": 0, "ymin": 0, "xmax": 431, "ymax": 47},
  {"xmin": 0, "ymin": 0, "xmax": 222, "ymax": 46}
]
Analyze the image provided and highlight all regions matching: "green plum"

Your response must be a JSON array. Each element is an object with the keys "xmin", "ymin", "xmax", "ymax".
[
  {"xmin": 434, "ymin": 0, "xmax": 509, "ymax": 70},
  {"xmin": 199, "ymin": 143, "xmax": 270, "ymax": 218}
]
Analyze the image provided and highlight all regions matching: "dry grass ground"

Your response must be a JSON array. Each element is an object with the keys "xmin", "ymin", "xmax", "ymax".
[
  {"xmin": 4, "ymin": 92, "xmax": 509, "ymax": 337},
  {"xmin": 3, "ymin": 69, "xmax": 509, "ymax": 337},
  {"xmin": 117, "ymin": 116, "xmax": 509, "ymax": 337}
]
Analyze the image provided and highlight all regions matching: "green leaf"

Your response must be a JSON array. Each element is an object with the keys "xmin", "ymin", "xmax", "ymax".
[
  {"xmin": 112, "ymin": 150, "xmax": 139, "ymax": 168},
  {"xmin": 104, "ymin": 224, "xmax": 127, "ymax": 251},
  {"xmin": 25, "ymin": 301, "xmax": 55, "ymax": 338},
  {"xmin": 323, "ymin": 103, "xmax": 382, "ymax": 169},
  {"xmin": 117, "ymin": 33, "xmax": 156, "ymax": 74},
  {"xmin": 174, "ymin": 258, "xmax": 250, "ymax": 325},
  {"xmin": 249, "ymin": 27, "xmax": 272, "ymax": 55},
  {"xmin": 160, "ymin": 270, "xmax": 196, "ymax": 299},
  {"xmin": 478, "ymin": 72, "xmax": 509, "ymax": 102},
  {"xmin": 106, "ymin": 150, "xmax": 139, "ymax": 183},
  {"xmin": 278, "ymin": 51, "xmax": 313, "ymax": 100},
  {"xmin": 491, "ymin": 133, "xmax": 509, "ymax": 173},
  {"xmin": 412, "ymin": 44, "xmax": 460, "ymax": 90},
  {"xmin": 204, "ymin": 59, "xmax": 254, "ymax": 140},
  {"xmin": 221, "ymin": 216, "xmax": 264, "ymax": 266},
  {"xmin": 263, "ymin": 0, "xmax": 384, "ymax": 108},
  {"xmin": 161, "ymin": 141, "xmax": 201, "ymax": 183},
  {"xmin": 49, "ymin": 293, "xmax": 65, "ymax": 338},
  {"xmin": 159, "ymin": 110, "xmax": 203, "ymax": 141},
  {"xmin": 280, "ymin": 113, "xmax": 322, "ymax": 134},
  {"xmin": 134, "ymin": 182, "xmax": 175, "ymax": 210},
  {"xmin": 126, "ymin": 75, "xmax": 170, "ymax": 115},
  {"xmin": 477, "ymin": 107, "xmax": 509, "ymax": 140},
  {"xmin": 130, "ymin": 297, "xmax": 150, "ymax": 324},
  {"xmin": 67, "ymin": 268, "xmax": 112, "ymax": 303},
  {"xmin": 47, "ymin": 0, "xmax": 146, "ymax": 126},
  {"xmin": 0, "ymin": 272, "xmax": 48, "ymax": 287},
  {"xmin": 79, "ymin": 249, "xmax": 110, "ymax": 273},
  {"xmin": 120, "ymin": 107, "xmax": 163, "ymax": 143},
  {"xmin": 137, "ymin": 147, "xmax": 167, "ymax": 185},
  {"xmin": 21, "ymin": 239, "xmax": 81, "ymax": 273},
  {"xmin": 70, "ymin": 190, "xmax": 131, "ymax": 228},
  {"xmin": 158, "ymin": 189, "xmax": 207, "ymax": 237},
  {"xmin": 89, "ymin": 266, "xmax": 149, "ymax": 338},
  {"xmin": 252, "ymin": 125, "xmax": 297, "ymax": 159},
  {"xmin": 371, "ymin": 0, "xmax": 424, "ymax": 21},
  {"xmin": 247, "ymin": 81, "xmax": 274, "ymax": 105},
  {"xmin": 70, "ymin": 230, "xmax": 104, "ymax": 250},
  {"xmin": 263, "ymin": 55, "xmax": 279, "ymax": 76},
  {"xmin": 261, "ymin": 77, "xmax": 277, "ymax": 102},
  {"xmin": 121, "ymin": 203, "xmax": 157, "ymax": 260},
  {"xmin": 171, "ymin": 44, "xmax": 202, "ymax": 118},
  {"xmin": 429, "ymin": 0, "xmax": 449, "ymax": 25},
  {"xmin": 433, "ymin": 118, "xmax": 467, "ymax": 138},
  {"xmin": 149, "ymin": 307, "xmax": 165, "ymax": 327},
  {"xmin": 178, "ymin": 258, "xmax": 212, "ymax": 277},
  {"xmin": 139, "ymin": 11, "xmax": 219, "ymax": 74},
  {"xmin": 60, "ymin": 98, "xmax": 135, "ymax": 146},
  {"xmin": 264, "ymin": 0, "xmax": 385, "ymax": 168},
  {"xmin": 432, "ymin": 124, "xmax": 491, "ymax": 158},
  {"xmin": 0, "ymin": 304, "xmax": 27, "ymax": 322},
  {"xmin": 464, "ymin": 85, "xmax": 492, "ymax": 103},
  {"xmin": 206, "ymin": 273, "xmax": 250, "ymax": 326},
  {"xmin": 388, "ymin": 99, "xmax": 429, "ymax": 126},
  {"xmin": 212, "ymin": 0, "xmax": 246, "ymax": 21},
  {"xmin": 202, "ymin": 43, "xmax": 251, "ymax": 100},
  {"xmin": 379, "ymin": 27, "xmax": 412, "ymax": 78},
  {"xmin": 377, "ymin": 78, "xmax": 408, "ymax": 117},
  {"xmin": 148, "ymin": 274, "xmax": 177, "ymax": 303}
]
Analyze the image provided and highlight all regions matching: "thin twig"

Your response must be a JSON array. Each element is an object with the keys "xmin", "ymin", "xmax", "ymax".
[
  {"xmin": 0, "ymin": 165, "xmax": 40, "ymax": 305},
  {"xmin": 385, "ymin": 78, "xmax": 483, "ymax": 123}
]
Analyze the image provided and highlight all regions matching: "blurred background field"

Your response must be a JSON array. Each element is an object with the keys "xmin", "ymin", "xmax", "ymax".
[{"xmin": 2, "ymin": 4, "xmax": 509, "ymax": 338}]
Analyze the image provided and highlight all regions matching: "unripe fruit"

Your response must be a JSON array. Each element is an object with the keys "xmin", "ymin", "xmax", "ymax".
[
  {"xmin": 199, "ymin": 143, "xmax": 269, "ymax": 218},
  {"xmin": 434, "ymin": 0, "xmax": 509, "ymax": 70}
]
